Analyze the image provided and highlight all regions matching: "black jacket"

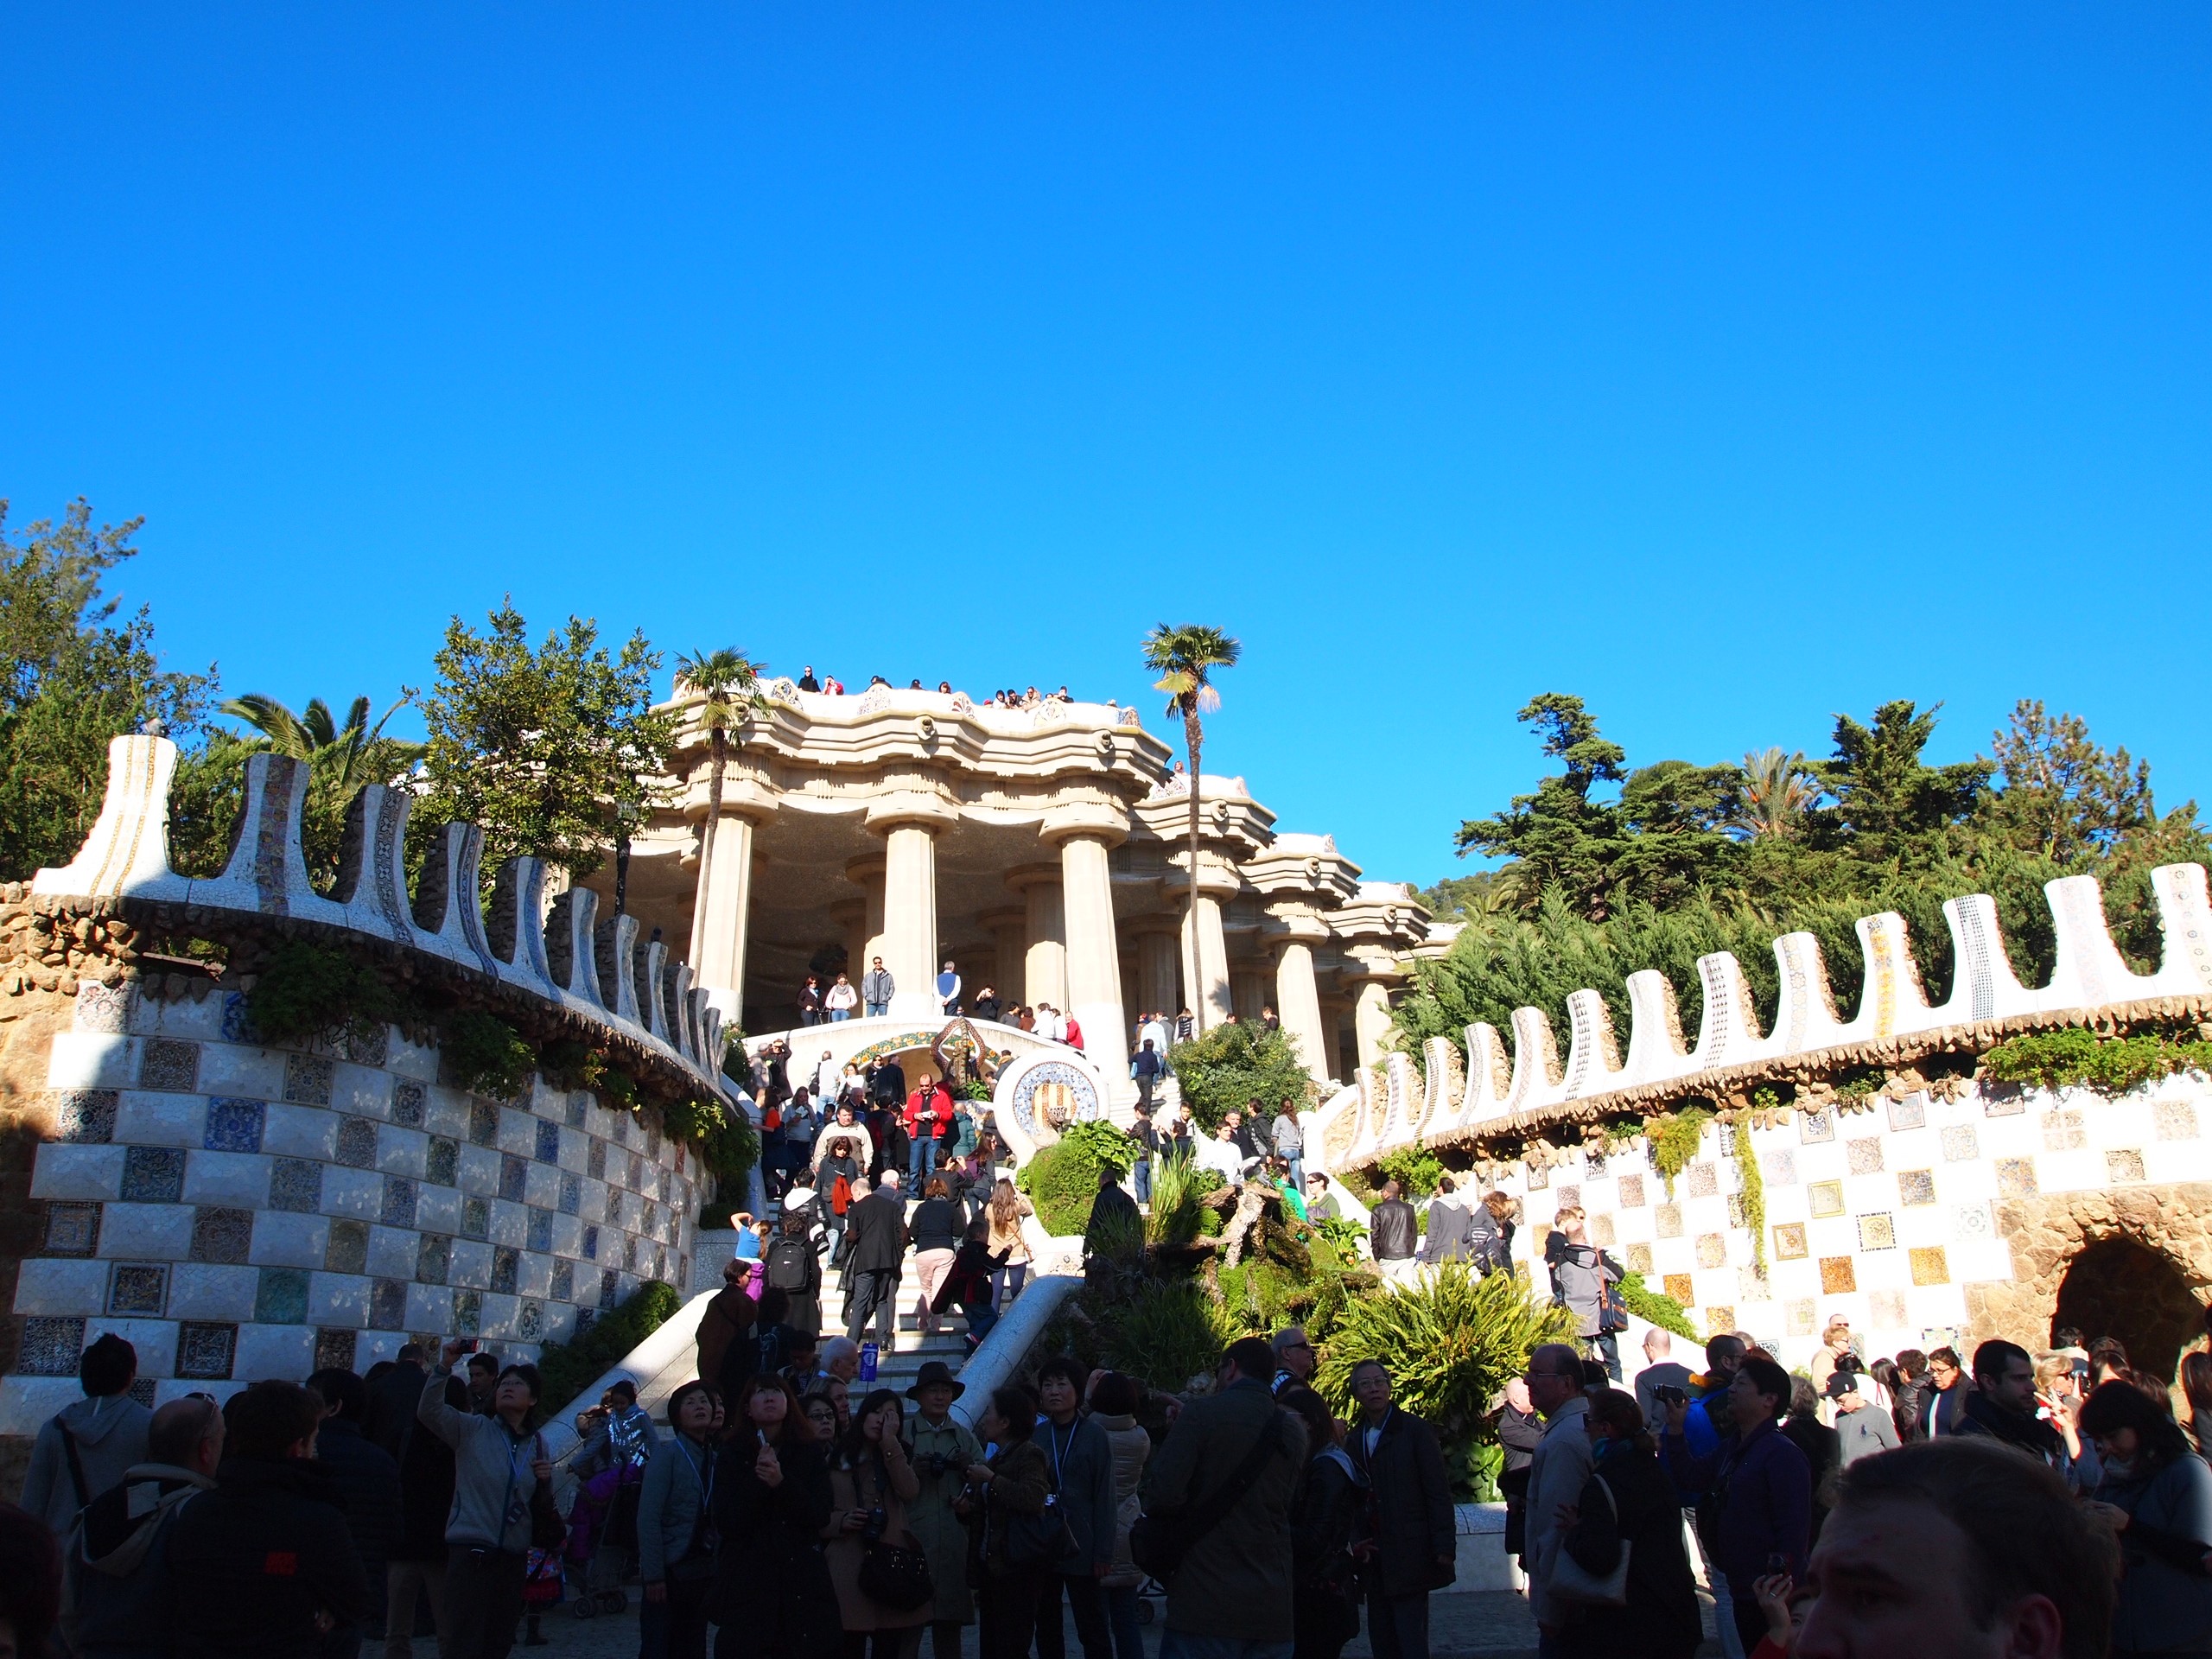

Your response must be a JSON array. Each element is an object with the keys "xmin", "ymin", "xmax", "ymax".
[
  {"xmin": 394, "ymin": 1376, "xmax": 467, "ymax": 1562},
  {"xmin": 712, "ymin": 1433, "xmax": 840, "ymax": 1659},
  {"xmin": 1557, "ymin": 1446, "xmax": 1701, "ymax": 1659},
  {"xmin": 908, "ymin": 1196, "xmax": 963, "ymax": 1255},
  {"xmin": 362, "ymin": 1361, "xmax": 428, "ymax": 1463},
  {"xmin": 1347, "ymin": 1408, "xmax": 1454, "ymax": 1598},
  {"xmin": 1084, "ymin": 1181, "xmax": 1141, "ymax": 1254},
  {"xmin": 313, "ymin": 1419, "xmax": 403, "ymax": 1587},
  {"xmin": 164, "ymin": 1457, "xmax": 369, "ymax": 1658},
  {"xmin": 841, "ymin": 1190, "xmax": 909, "ymax": 1274},
  {"xmin": 1370, "ymin": 1198, "xmax": 1418, "ymax": 1262}
]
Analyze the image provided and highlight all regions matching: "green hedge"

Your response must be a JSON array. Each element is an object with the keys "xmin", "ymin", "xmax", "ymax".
[{"xmin": 535, "ymin": 1280, "xmax": 682, "ymax": 1415}]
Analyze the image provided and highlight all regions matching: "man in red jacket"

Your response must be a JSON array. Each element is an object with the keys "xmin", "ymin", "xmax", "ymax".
[{"xmin": 904, "ymin": 1074, "xmax": 956, "ymax": 1191}]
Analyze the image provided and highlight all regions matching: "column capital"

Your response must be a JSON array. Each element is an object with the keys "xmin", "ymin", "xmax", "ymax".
[
  {"xmin": 677, "ymin": 778, "xmax": 776, "ymax": 825},
  {"xmin": 863, "ymin": 792, "xmax": 958, "ymax": 835},
  {"xmin": 976, "ymin": 904, "xmax": 1027, "ymax": 931},
  {"xmin": 1262, "ymin": 909, "xmax": 1331, "ymax": 948},
  {"xmin": 1040, "ymin": 800, "xmax": 1129, "ymax": 850},
  {"xmin": 1003, "ymin": 861, "xmax": 1064, "ymax": 896},
  {"xmin": 843, "ymin": 852, "xmax": 887, "ymax": 887}
]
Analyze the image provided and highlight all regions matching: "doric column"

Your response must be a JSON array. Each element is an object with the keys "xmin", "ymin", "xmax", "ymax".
[
  {"xmin": 1179, "ymin": 892, "xmax": 1234, "ymax": 1030},
  {"xmin": 1266, "ymin": 911, "xmax": 1330, "ymax": 1082},
  {"xmin": 978, "ymin": 906, "xmax": 1027, "ymax": 1011},
  {"xmin": 1132, "ymin": 924, "xmax": 1180, "ymax": 1025},
  {"xmin": 1318, "ymin": 1002, "xmax": 1345, "ymax": 1081},
  {"xmin": 1353, "ymin": 979, "xmax": 1394, "ymax": 1072},
  {"xmin": 865, "ymin": 791, "xmax": 956, "ymax": 1023},
  {"xmin": 1050, "ymin": 810, "xmax": 1131, "ymax": 1079},
  {"xmin": 1007, "ymin": 865, "xmax": 1067, "ymax": 1011},
  {"xmin": 689, "ymin": 807, "xmax": 758, "ymax": 1021},
  {"xmin": 842, "ymin": 855, "xmax": 887, "ymax": 982}
]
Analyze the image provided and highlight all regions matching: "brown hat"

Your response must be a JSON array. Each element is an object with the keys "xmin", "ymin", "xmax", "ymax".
[{"xmin": 905, "ymin": 1360, "xmax": 964, "ymax": 1400}]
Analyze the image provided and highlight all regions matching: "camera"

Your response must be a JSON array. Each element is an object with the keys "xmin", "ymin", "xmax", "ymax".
[
  {"xmin": 1654, "ymin": 1384, "xmax": 1687, "ymax": 1406},
  {"xmin": 914, "ymin": 1452, "xmax": 959, "ymax": 1479},
  {"xmin": 863, "ymin": 1507, "xmax": 888, "ymax": 1543}
]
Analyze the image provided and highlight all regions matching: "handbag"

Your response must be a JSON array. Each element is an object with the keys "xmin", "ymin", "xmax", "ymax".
[
  {"xmin": 859, "ymin": 1533, "xmax": 936, "ymax": 1611},
  {"xmin": 1130, "ymin": 1413, "xmax": 1287, "ymax": 1585},
  {"xmin": 1549, "ymin": 1474, "xmax": 1630, "ymax": 1606},
  {"xmin": 1598, "ymin": 1275, "xmax": 1630, "ymax": 1334},
  {"xmin": 528, "ymin": 1435, "xmax": 568, "ymax": 1553}
]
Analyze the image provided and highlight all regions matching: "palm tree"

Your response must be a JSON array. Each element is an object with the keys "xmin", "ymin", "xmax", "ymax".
[
  {"xmin": 1728, "ymin": 747, "xmax": 1822, "ymax": 839},
  {"xmin": 1141, "ymin": 623, "xmax": 1240, "ymax": 1033},
  {"xmin": 221, "ymin": 693, "xmax": 423, "ymax": 795},
  {"xmin": 674, "ymin": 648, "xmax": 769, "ymax": 962}
]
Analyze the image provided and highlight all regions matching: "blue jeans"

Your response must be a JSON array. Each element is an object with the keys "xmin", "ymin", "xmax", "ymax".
[
  {"xmin": 1283, "ymin": 1152, "xmax": 1304, "ymax": 1191},
  {"xmin": 1160, "ymin": 1632, "xmax": 1294, "ymax": 1659},
  {"xmin": 866, "ymin": 1001, "xmax": 889, "ymax": 1017},
  {"xmin": 909, "ymin": 1135, "xmax": 934, "ymax": 1189},
  {"xmin": 1133, "ymin": 1158, "xmax": 1152, "ymax": 1205},
  {"xmin": 1366, "ymin": 1588, "xmax": 1430, "ymax": 1659},
  {"xmin": 830, "ymin": 1009, "xmax": 849, "ymax": 1022}
]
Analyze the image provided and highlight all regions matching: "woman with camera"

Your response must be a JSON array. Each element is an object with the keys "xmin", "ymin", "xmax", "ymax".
[
  {"xmin": 903, "ymin": 1363, "xmax": 983, "ymax": 1659},
  {"xmin": 961, "ymin": 1385, "xmax": 1052, "ymax": 1659},
  {"xmin": 710, "ymin": 1374, "xmax": 840, "ymax": 1659},
  {"xmin": 823, "ymin": 1389, "xmax": 930, "ymax": 1659}
]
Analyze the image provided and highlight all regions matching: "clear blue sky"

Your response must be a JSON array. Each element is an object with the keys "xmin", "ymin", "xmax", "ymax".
[{"xmin": 5, "ymin": 7, "xmax": 2206, "ymax": 891}]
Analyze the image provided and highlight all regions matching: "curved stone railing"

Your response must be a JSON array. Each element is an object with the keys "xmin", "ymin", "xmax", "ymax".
[
  {"xmin": 1313, "ymin": 863, "xmax": 2212, "ymax": 1171},
  {"xmin": 35, "ymin": 735, "xmax": 732, "ymax": 1101}
]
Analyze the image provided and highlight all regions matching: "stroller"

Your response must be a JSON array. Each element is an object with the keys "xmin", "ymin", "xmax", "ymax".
[{"xmin": 561, "ymin": 1397, "xmax": 654, "ymax": 1617}]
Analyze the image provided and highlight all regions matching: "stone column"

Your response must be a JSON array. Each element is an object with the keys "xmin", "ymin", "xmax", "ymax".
[
  {"xmin": 1353, "ymin": 979, "xmax": 1394, "ymax": 1072},
  {"xmin": 1008, "ymin": 865, "xmax": 1067, "ymax": 1012},
  {"xmin": 689, "ymin": 808, "xmax": 757, "ymax": 1021},
  {"xmin": 1134, "ymin": 925, "xmax": 1180, "ymax": 1025},
  {"xmin": 1179, "ymin": 892, "xmax": 1233, "ymax": 1031},
  {"xmin": 977, "ymin": 906, "xmax": 1027, "ymax": 1013},
  {"xmin": 843, "ymin": 855, "xmax": 887, "ymax": 983},
  {"xmin": 1319, "ymin": 1004, "xmax": 1344, "ymax": 1081},
  {"xmin": 1268, "ymin": 915, "xmax": 1330, "ymax": 1083},
  {"xmin": 1057, "ymin": 830, "xmax": 1130, "ymax": 1077},
  {"xmin": 865, "ymin": 793, "xmax": 955, "ymax": 1023}
]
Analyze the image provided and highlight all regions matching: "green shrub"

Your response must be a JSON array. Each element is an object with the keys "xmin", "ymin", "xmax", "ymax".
[
  {"xmin": 441, "ymin": 1010, "xmax": 537, "ymax": 1098},
  {"xmin": 1167, "ymin": 1022, "xmax": 1312, "ymax": 1130},
  {"xmin": 1095, "ymin": 1280, "xmax": 1235, "ymax": 1391},
  {"xmin": 1615, "ymin": 1270, "xmax": 1696, "ymax": 1339},
  {"xmin": 1644, "ymin": 1103, "xmax": 1713, "ymax": 1198},
  {"xmin": 247, "ymin": 940, "xmax": 405, "ymax": 1049},
  {"xmin": 1315, "ymin": 1264, "xmax": 1573, "ymax": 1446},
  {"xmin": 1018, "ymin": 1121, "xmax": 1139, "ymax": 1235},
  {"xmin": 1143, "ymin": 1149, "xmax": 1211, "ymax": 1249},
  {"xmin": 1057, "ymin": 1119, "xmax": 1139, "ymax": 1173},
  {"xmin": 535, "ymin": 1279, "xmax": 682, "ymax": 1415},
  {"xmin": 1376, "ymin": 1144, "xmax": 1445, "ymax": 1199},
  {"xmin": 1314, "ymin": 1215, "xmax": 1368, "ymax": 1255},
  {"xmin": 1981, "ymin": 1026, "xmax": 2212, "ymax": 1098},
  {"xmin": 663, "ymin": 1096, "xmax": 760, "ymax": 1185}
]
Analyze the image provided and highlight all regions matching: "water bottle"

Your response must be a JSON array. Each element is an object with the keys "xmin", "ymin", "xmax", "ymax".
[{"xmin": 860, "ymin": 1341, "xmax": 879, "ymax": 1382}]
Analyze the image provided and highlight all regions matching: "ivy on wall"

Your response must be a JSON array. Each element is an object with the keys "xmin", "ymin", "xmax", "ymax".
[
  {"xmin": 1643, "ymin": 1103, "xmax": 1713, "ymax": 1198},
  {"xmin": 1733, "ymin": 1112, "xmax": 1766, "ymax": 1273},
  {"xmin": 1981, "ymin": 1026, "xmax": 2212, "ymax": 1098}
]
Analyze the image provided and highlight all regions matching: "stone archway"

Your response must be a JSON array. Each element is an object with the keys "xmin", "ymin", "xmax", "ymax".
[
  {"xmin": 1966, "ymin": 1184, "xmax": 2212, "ymax": 1381},
  {"xmin": 2054, "ymin": 1236, "xmax": 2204, "ymax": 1382}
]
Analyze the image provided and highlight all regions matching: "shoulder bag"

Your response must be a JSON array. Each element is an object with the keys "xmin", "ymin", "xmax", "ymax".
[
  {"xmin": 528, "ymin": 1433, "xmax": 568, "ymax": 1553},
  {"xmin": 1129, "ymin": 1411, "xmax": 1288, "ymax": 1585},
  {"xmin": 1549, "ymin": 1473, "xmax": 1630, "ymax": 1606}
]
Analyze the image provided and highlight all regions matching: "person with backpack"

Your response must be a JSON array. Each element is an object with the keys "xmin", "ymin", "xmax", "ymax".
[
  {"xmin": 766, "ymin": 1210, "xmax": 826, "ymax": 1339},
  {"xmin": 63, "ymin": 1395, "xmax": 222, "ymax": 1657},
  {"xmin": 817, "ymin": 1135, "xmax": 864, "ymax": 1268},
  {"xmin": 19, "ymin": 1332, "xmax": 149, "ymax": 1539}
]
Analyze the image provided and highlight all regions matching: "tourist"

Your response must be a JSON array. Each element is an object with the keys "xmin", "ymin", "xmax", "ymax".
[
  {"xmin": 1633, "ymin": 1331, "xmax": 1694, "ymax": 1440},
  {"xmin": 1086, "ymin": 1370, "xmax": 1152, "ymax": 1659},
  {"xmin": 2078, "ymin": 1379, "xmax": 2212, "ymax": 1650},
  {"xmin": 1260, "ymin": 1004, "xmax": 1281, "ymax": 1033},
  {"xmin": 1128, "ymin": 1100, "xmax": 1159, "ymax": 1204},
  {"xmin": 987, "ymin": 1179, "xmax": 1034, "ymax": 1310},
  {"xmin": 906, "ymin": 1072, "xmax": 956, "ymax": 1190},
  {"xmin": 0, "ymin": 1500, "xmax": 60, "ymax": 1659},
  {"xmin": 365, "ymin": 1341, "xmax": 433, "ymax": 1462},
  {"xmin": 1482, "ymin": 1192, "xmax": 1520, "ymax": 1261},
  {"xmin": 1551, "ymin": 1389, "xmax": 1700, "ymax": 1659},
  {"xmin": 770, "ymin": 1206, "xmax": 827, "ymax": 1338},
  {"xmin": 1824, "ymin": 1370, "xmax": 1897, "ymax": 1469},
  {"xmin": 1270, "ymin": 1158, "xmax": 1309, "ymax": 1221},
  {"xmin": 1956, "ymin": 1340, "xmax": 2069, "ymax": 1477},
  {"xmin": 1662, "ymin": 1357, "xmax": 1812, "ymax": 1658},
  {"xmin": 1780, "ymin": 1377, "xmax": 1841, "ymax": 1545},
  {"xmin": 698, "ymin": 1256, "xmax": 761, "ymax": 1387},
  {"xmin": 1144, "ymin": 1337, "xmax": 1306, "ymax": 1659},
  {"xmin": 464, "ymin": 1350, "xmax": 499, "ymax": 1414},
  {"xmin": 1084, "ymin": 1163, "xmax": 1141, "ymax": 1260},
  {"xmin": 1545, "ymin": 1206, "xmax": 1625, "ymax": 1381},
  {"xmin": 1132, "ymin": 1039, "xmax": 1166, "ymax": 1115},
  {"xmin": 306, "ymin": 1367, "xmax": 404, "ymax": 1647},
  {"xmin": 798, "ymin": 665, "xmax": 822, "ymax": 691},
  {"xmin": 800, "ymin": 1393, "xmax": 842, "ymax": 1448},
  {"xmin": 1271, "ymin": 1326, "xmax": 1317, "ymax": 1395},
  {"xmin": 842, "ymin": 1170, "xmax": 912, "ymax": 1348},
  {"xmin": 1918, "ymin": 1347, "xmax": 1971, "ymax": 1437},
  {"xmin": 818, "ymin": 1135, "xmax": 865, "ymax": 1267},
  {"xmin": 413, "ymin": 1345, "xmax": 557, "ymax": 1659},
  {"xmin": 863, "ymin": 957, "xmax": 896, "ymax": 1019},
  {"xmin": 62, "ymin": 1394, "xmax": 221, "ymax": 1657},
  {"xmin": 166, "ymin": 1379, "xmax": 368, "ymax": 1658},
  {"xmin": 712, "ymin": 1374, "xmax": 841, "ymax": 1659},
  {"xmin": 937, "ymin": 1218, "xmax": 1009, "ymax": 1349},
  {"xmin": 1524, "ymin": 1343, "xmax": 1596, "ymax": 1652},
  {"xmin": 1369, "ymin": 1179, "xmax": 1419, "ymax": 1282},
  {"xmin": 1032, "ymin": 1357, "xmax": 1118, "ymax": 1659},
  {"xmin": 1281, "ymin": 1386, "xmax": 1362, "ymax": 1659},
  {"xmin": 938, "ymin": 959, "xmax": 963, "ymax": 1014},
  {"xmin": 966, "ymin": 1385, "xmax": 1053, "ymax": 1659},
  {"xmin": 1495, "ymin": 1376, "xmax": 1543, "ymax": 1560},
  {"xmin": 1173, "ymin": 1007, "xmax": 1195, "ymax": 1043},
  {"xmin": 1138, "ymin": 1010, "xmax": 1168, "ymax": 1057},
  {"xmin": 938, "ymin": 679, "xmax": 953, "ymax": 693},
  {"xmin": 1420, "ymin": 1174, "xmax": 1478, "ymax": 1268},
  {"xmin": 903, "ymin": 1362, "xmax": 982, "ymax": 1659},
  {"xmin": 1267, "ymin": 1099, "xmax": 1302, "ymax": 1188},
  {"xmin": 823, "ymin": 672, "xmax": 846, "ymax": 694},
  {"xmin": 827, "ymin": 974, "xmax": 860, "ymax": 1021},
  {"xmin": 973, "ymin": 984, "xmax": 1003, "ymax": 1022},
  {"xmin": 909, "ymin": 1175, "xmax": 964, "ymax": 1338},
  {"xmin": 19, "ymin": 1332, "xmax": 149, "ymax": 1538},
  {"xmin": 1164, "ymin": 1102, "xmax": 1196, "ymax": 1160},
  {"xmin": 1885, "ymin": 1349, "xmax": 1929, "ymax": 1444},
  {"xmin": 1795, "ymin": 1440, "xmax": 2114, "ymax": 1659},
  {"xmin": 637, "ymin": 1380, "xmax": 720, "ymax": 1659},
  {"xmin": 1347, "ymin": 1358, "xmax": 1454, "ymax": 1659},
  {"xmin": 1808, "ymin": 1319, "xmax": 1856, "ymax": 1399},
  {"xmin": 1064, "ymin": 1012, "xmax": 1085, "ymax": 1052},
  {"xmin": 1229, "ymin": 1104, "xmax": 1268, "ymax": 1163},
  {"xmin": 388, "ymin": 1356, "xmax": 468, "ymax": 1659},
  {"xmin": 799, "ymin": 975, "xmax": 827, "ymax": 1027},
  {"xmin": 825, "ymin": 1389, "xmax": 930, "ymax": 1659},
  {"xmin": 1304, "ymin": 1172, "xmax": 1337, "ymax": 1222}
]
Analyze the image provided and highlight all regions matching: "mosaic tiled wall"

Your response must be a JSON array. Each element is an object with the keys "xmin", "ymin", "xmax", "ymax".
[
  {"xmin": 3, "ymin": 978, "xmax": 698, "ymax": 1432},
  {"xmin": 1496, "ymin": 1074, "xmax": 2211, "ymax": 1366}
]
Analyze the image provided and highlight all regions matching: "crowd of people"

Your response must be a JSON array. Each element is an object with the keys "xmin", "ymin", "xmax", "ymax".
[{"xmin": 791, "ymin": 668, "xmax": 1087, "ymax": 712}]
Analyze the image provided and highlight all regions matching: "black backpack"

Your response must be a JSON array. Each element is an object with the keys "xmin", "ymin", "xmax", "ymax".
[{"xmin": 766, "ymin": 1237, "xmax": 812, "ymax": 1291}]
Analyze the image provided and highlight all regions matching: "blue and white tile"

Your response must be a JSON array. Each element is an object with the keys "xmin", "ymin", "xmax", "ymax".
[
  {"xmin": 85, "ymin": 1317, "xmax": 176, "ymax": 1378},
  {"xmin": 168, "ymin": 1263, "xmax": 259, "ymax": 1322},
  {"xmin": 517, "ymin": 1251, "xmax": 555, "ymax": 1299},
  {"xmin": 455, "ymin": 1144, "xmax": 503, "ymax": 1197},
  {"xmin": 522, "ymin": 1161, "xmax": 561, "ymax": 1210},
  {"xmin": 264, "ymin": 1103, "xmax": 339, "ymax": 1160},
  {"xmin": 366, "ymin": 1225, "xmax": 417, "ymax": 1280},
  {"xmin": 448, "ymin": 1240, "xmax": 493, "ymax": 1290},
  {"xmin": 308, "ymin": 1271, "xmax": 372, "ymax": 1325},
  {"xmin": 234, "ymin": 1323, "xmax": 315, "ymax": 1382},
  {"xmin": 496, "ymin": 1107, "xmax": 537, "ymax": 1158},
  {"xmin": 405, "ymin": 1284, "xmax": 454, "ymax": 1332},
  {"xmin": 549, "ymin": 1213, "xmax": 585, "ymax": 1259},
  {"xmin": 320, "ymin": 1166, "xmax": 383, "ymax": 1220},
  {"xmin": 387, "ymin": 1031, "xmax": 440, "ymax": 1083},
  {"xmin": 422, "ymin": 1085, "xmax": 473, "ymax": 1139},
  {"xmin": 112, "ymin": 1090, "xmax": 210, "ymax": 1148},
  {"xmin": 31, "ymin": 1143, "xmax": 127, "ymax": 1202},
  {"xmin": 478, "ymin": 1293, "xmax": 519, "ymax": 1338},
  {"xmin": 12, "ymin": 1257, "xmax": 109, "ymax": 1316},
  {"xmin": 182, "ymin": 1150, "xmax": 272, "ymax": 1208},
  {"xmin": 247, "ymin": 1211, "xmax": 330, "ymax": 1268},
  {"xmin": 97, "ymin": 1203, "xmax": 194, "ymax": 1260},
  {"xmin": 416, "ymin": 1185, "xmax": 462, "ymax": 1235},
  {"xmin": 486, "ymin": 1200, "xmax": 527, "ymax": 1248},
  {"xmin": 376, "ymin": 1126, "xmax": 429, "ymax": 1179},
  {"xmin": 46, "ymin": 1033, "xmax": 138, "ymax": 1090}
]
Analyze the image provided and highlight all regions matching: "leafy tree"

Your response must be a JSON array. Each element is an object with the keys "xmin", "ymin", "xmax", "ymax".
[
  {"xmin": 411, "ymin": 601, "xmax": 676, "ymax": 879},
  {"xmin": 1142, "ymin": 622, "xmax": 1241, "ymax": 1032},
  {"xmin": 1166, "ymin": 1020, "xmax": 1311, "ymax": 1130},
  {"xmin": 673, "ymin": 648, "xmax": 769, "ymax": 961},
  {"xmin": 1810, "ymin": 700, "xmax": 1991, "ymax": 871},
  {"xmin": 0, "ymin": 499, "xmax": 214, "ymax": 880},
  {"xmin": 1978, "ymin": 699, "xmax": 2181, "ymax": 866}
]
